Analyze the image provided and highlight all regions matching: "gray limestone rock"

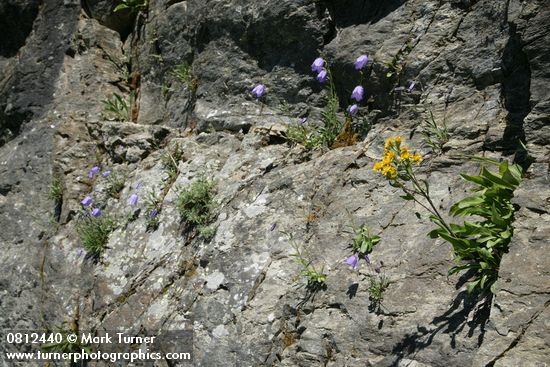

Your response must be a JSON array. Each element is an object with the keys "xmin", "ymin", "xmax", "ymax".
[{"xmin": 0, "ymin": 0, "xmax": 549, "ymax": 366}]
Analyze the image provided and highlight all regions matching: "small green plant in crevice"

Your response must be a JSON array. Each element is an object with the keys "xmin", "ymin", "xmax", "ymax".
[
  {"xmin": 114, "ymin": 0, "xmax": 147, "ymax": 13},
  {"xmin": 161, "ymin": 143, "xmax": 185, "ymax": 182},
  {"xmin": 48, "ymin": 176, "xmax": 63, "ymax": 219},
  {"xmin": 197, "ymin": 225, "xmax": 216, "ymax": 240},
  {"xmin": 104, "ymin": 171, "xmax": 126, "ymax": 199},
  {"xmin": 76, "ymin": 212, "xmax": 116, "ymax": 258},
  {"xmin": 374, "ymin": 137, "xmax": 523, "ymax": 295},
  {"xmin": 368, "ymin": 270, "xmax": 390, "ymax": 310},
  {"xmin": 101, "ymin": 93, "xmax": 131, "ymax": 121},
  {"xmin": 144, "ymin": 188, "xmax": 161, "ymax": 230},
  {"xmin": 419, "ymin": 110, "xmax": 449, "ymax": 155},
  {"xmin": 386, "ymin": 55, "xmax": 404, "ymax": 79},
  {"xmin": 42, "ymin": 323, "xmax": 91, "ymax": 354},
  {"xmin": 176, "ymin": 176, "xmax": 216, "ymax": 234},
  {"xmin": 173, "ymin": 62, "xmax": 198, "ymax": 91},
  {"xmin": 290, "ymin": 242, "xmax": 327, "ymax": 288},
  {"xmin": 386, "ymin": 39, "xmax": 414, "ymax": 82},
  {"xmin": 48, "ymin": 176, "xmax": 63, "ymax": 203},
  {"xmin": 283, "ymin": 231, "xmax": 327, "ymax": 288}
]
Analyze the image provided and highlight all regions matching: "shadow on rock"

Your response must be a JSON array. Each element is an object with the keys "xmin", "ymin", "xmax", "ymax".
[{"xmin": 390, "ymin": 269, "xmax": 492, "ymax": 365}]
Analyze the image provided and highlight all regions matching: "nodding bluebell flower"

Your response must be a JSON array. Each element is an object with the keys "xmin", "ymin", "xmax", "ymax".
[
  {"xmin": 354, "ymin": 54, "xmax": 369, "ymax": 70},
  {"xmin": 270, "ymin": 223, "xmax": 277, "ymax": 231},
  {"xmin": 407, "ymin": 81, "xmax": 416, "ymax": 93},
  {"xmin": 311, "ymin": 57, "xmax": 325, "ymax": 73},
  {"xmin": 88, "ymin": 166, "xmax": 100, "ymax": 179},
  {"xmin": 251, "ymin": 84, "xmax": 266, "ymax": 99},
  {"xmin": 364, "ymin": 254, "xmax": 370, "ymax": 264},
  {"xmin": 316, "ymin": 69, "xmax": 328, "ymax": 84},
  {"xmin": 374, "ymin": 262, "xmax": 382, "ymax": 273},
  {"xmin": 76, "ymin": 248, "xmax": 85, "ymax": 257},
  {"xmin": 150, "ymin": 209, "xmax": 158, "ymax": 218},
  {"xmin": 102, "ymin": 170, "xmax": 111, "ymax": 177},
  {"xmin": 128, "ymin": 193, "xmax": 138, "ymax": 206},
  {"xmin": 92, "ymin": 208, "xmax": 101, "ymax": 217},
  {"xmin": 81, "ymin": 196, "xmax": 93, "ymax": 207},
  {"xmin": 346, "ymin": 254, "xmax": 359, "ymax": 269},
  {"xmin": 135, "ymin": 182, "xmax": 144, "ymax": 190},
  {"xmin": 299, "ymin": 117, "xmax": 308, "ymax": 124},
  {"xmin": 351, "ymin": 86, "xmax": 364, "ymax": 102},
  {"xmin": 347, "ymin": 104, "xmax": 359, "ymax": 116}
]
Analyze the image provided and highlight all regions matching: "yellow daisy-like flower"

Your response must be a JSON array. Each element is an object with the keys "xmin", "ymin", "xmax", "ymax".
[
  {"xmin": 394, "ymin": 136, "xmax": 402, "ymax": 145},
  {"xmin": 383, "ymin": 150, "xmax": 396, "ymax": 164},
  {"xmin": 412, "ymin": 153, "xmax": 423, "ymax": 163},
  {"xmin": 382, "ymin": 165, "xmax": 397, "ymax": 179},
  {"xmin": 400, "ymin": 146, "xmax": 410, "ymax": 160},
  {"xmin": 373, "ymin": 161, "xmax": 384, "ymax": 172}
]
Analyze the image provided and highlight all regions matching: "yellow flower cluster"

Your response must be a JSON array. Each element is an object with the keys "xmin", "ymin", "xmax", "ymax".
[{"xmin": 373, "ymin": 137, "xmax": 422, "ymax": 179}]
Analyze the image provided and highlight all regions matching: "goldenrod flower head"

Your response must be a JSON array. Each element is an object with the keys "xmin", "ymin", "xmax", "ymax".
[
  {"xmin": 400, "ymin": 146, "xmax": 410, "ymax": 160},
  {"xmin": 383, "ymin": 150, "xmax": 396, "ymax": 163},
  {"xmin": 382, "ymin": 165, "xmax": 397, "ymax": 179},
  {"xmin": 412, "ymin": 154, "xmax": 423, "ymax": 163},
  {"xmin": 373, "ymin": 161, "xmax": 384, "ymax": 172}
]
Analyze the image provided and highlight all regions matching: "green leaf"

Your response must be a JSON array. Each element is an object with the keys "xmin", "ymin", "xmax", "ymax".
[
  {"xmin": 480, "ymin": 274, "xmax": 488, "ymax": 289},
  {"xmin": 438, "ymin": 232, "xmax": 470, "ymax": 250},
  {"xmin": 502, "ymin": 169, "xmax": 520, "ymax": 187},
  {"xmin": 466, "ymin": 155, "xmax": 502, "ymax": 166},
  {"xmin": 400, "ymin": 193, "xmax": 414, "ymax": 200},
  {"xmin": 508, "ymin": 164, "xmax": 523, "ymax": 182},
  {"xmin": 461, "ymin": 173, "xmax": 489, "ymax": 187},
  {"xmin": 481, "ymin": 167, "xmax": 515, "ymax": 189},
  {"xmin": 113, "ymin": 4, "xmax": 129, "ymax": 11},
  {"xmin": 467, "ymin": 280, "xmax": 480, "ymax": 293},
  {"xmin": 428, "ymin": 228, "xmax": 443, "ymax": 238},
  {"xmin": 448, "ymin": 263, "xmax": 471, "ymax": 275},
  {"xmin": 450, "ymin": 196, "xmax": 485, "ymax": 216}
]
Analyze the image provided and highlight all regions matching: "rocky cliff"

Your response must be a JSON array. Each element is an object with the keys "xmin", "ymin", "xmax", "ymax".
[{"xmin": 0, "ymin": 0, "xmax": 549, "ymax": 366}]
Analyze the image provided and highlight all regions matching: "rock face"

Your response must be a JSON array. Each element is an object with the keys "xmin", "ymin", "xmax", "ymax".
[{"xmin": 0, "ymin": 0, "xmax": 548, "ymax": 366}]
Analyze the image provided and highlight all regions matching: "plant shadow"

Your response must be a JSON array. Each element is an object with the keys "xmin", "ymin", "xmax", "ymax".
[
  {"xmin": 296, "ymin": 282, "xmax": 328, "ymax": 309},
  {"xmin": 389, "ymin": 269, "xmax": 492, "ymax": 365}
]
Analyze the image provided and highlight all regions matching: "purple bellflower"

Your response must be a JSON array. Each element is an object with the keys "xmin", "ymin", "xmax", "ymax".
[
  {"xmin": 299, "ymin": 117, "xmax": 308, "ymax": 124},
  {"xmin": 311, "ymin": 57, "xmax": 325, "ymax": 73},
  {"xmin": 92, "ymin": 208, "xmax": 101, "ymax": 217},
  {"xmin": 128, "ymin": 193, "xmax": 139, "ymax": 206},
  {"xmin": 270, "ymin": 223, "xmax": 277, "ymax": 231},
  {"xmin": 407, "ymin": 81, "xmax": 417, "ymax": 93},
  {"xmin": 150, "ymin": 208, "xmax": 158, "ymax": 218},
  {"xmin": 316, "ymin": 69, "xmax": 328, "ymax": 83},
  {"xmin": 251, "ymin": 84, "xmax": 266, "ymax": 99},
  {"xmin": 351, "ymin": 86, "xmax": 364, "ymax": 102},
  {"xmin": 88, "ymin": 166, "xmax": 100, "ymax": 179},
  {"xmin": 347, "ymin": 104, "xmax": 359, "ymax": 116},
  {"xmin": 354, "ymin": 54, "xmax": 369, "ymax": 70},
  {"xmin": 346, "ymin": 254, "xmax": 359, "ymax": 269},
  {"xmin": 102, "ymin": 170, "xmax": 111, "ymax": 177},
  {"xmin": 81, "ymin": 196, "xmax": 93, "ymax": 207}
]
